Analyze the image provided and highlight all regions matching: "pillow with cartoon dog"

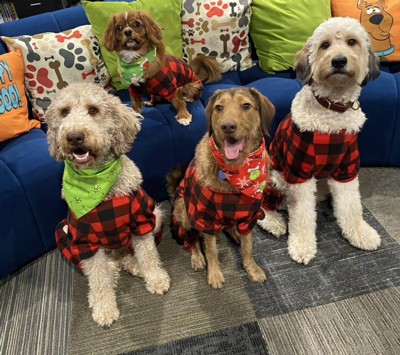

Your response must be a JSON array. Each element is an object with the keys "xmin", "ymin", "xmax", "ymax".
[{"xmin": 331, "ymin": 0, "xmax": 399, "ymax": 62}]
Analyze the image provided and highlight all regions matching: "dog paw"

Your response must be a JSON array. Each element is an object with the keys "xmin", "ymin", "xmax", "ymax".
[
  {"xmin": 257, "ymin": 210, "xmax": 287, "ymax": 238},
  {"xmin": 145, "ymin": 269, "xmax": 170, "ymax": 295},
  {"xmin": 207, "ymin": 269, "xmax": 225, "ymax": 289},
  {"xmin": 144, "ymin": 101, "xmax": 154, "ymax": 107},
  {"xmin": 176, "ymin": 114, "xmax": 192, "ymax": 126},
  {"xmin": 288, "ymin": 234, "xmax": 317, "ymax": 265},
  {"xmin": 246, "ymin": 264, "xmax": 267, "ymax": 283},
  {"xmin": 121, "ymin": 255, "xmax": 143, "ymax": 277},
  {"xmin": 191, "ymin": 252, "xmax": 206, "ymax": 271},
  {"xmin": 346, "ymin": 221, "xmax": 381, "ymax": 251},
  {"xmin": 92, "ymin": 303, "xmax": 120, "ymax": 327}
]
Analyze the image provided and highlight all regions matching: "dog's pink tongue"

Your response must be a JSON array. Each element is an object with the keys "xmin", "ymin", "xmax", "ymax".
[{"xmin": 224, "ymin": 140, "xmax": 244, "ymax": 160}]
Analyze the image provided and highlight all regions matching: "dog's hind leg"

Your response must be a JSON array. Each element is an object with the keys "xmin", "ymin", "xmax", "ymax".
[
  {"xmin": 203, "ymin": 234, "xmax": 225, "ymax": 289},
  {"xmin": 81, "ymin": 249, "xmax": 120, "ymax": 327},
  {"xmin": 236, "ymin": 231, "xmax": 267, "ymax": 283},
  {"xmin": 328, "ymin": 177, "xmax": 381, "ymax": 250},
  {"xmin": 131, "ymin": 234, "xmax": 170, "ymax": 294},
  {"xmin": 257, "ymin": 209, "xmax": 287, "ymax": 237},
  {"xmin": 191, "ymin": 241, "xmax": 206, "ymax": 271}
]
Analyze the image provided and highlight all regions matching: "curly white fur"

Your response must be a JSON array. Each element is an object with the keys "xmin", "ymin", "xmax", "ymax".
[
  {"xmin": 258, "ymin": 17, "xmax": 381, "ymax": 264},
  {"xmin": 46, "ymin": 82, "xmax": 170, "ymax": 326}
]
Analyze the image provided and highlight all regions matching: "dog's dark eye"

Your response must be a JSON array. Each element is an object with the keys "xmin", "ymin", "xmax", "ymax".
[
  {"xmin": 88, "ymin": 106, "xmax": 99, "ymax": 115},
  {"xmin": 242, "ymin": 103, "xmax": 251, "ymax": 110},
  {"xmin": 133, "ymin": 21, "xmax": 141, "ymax": 29},
  {"xmin": 215, "ymin": 105, "xmax": 223, "ymax": 112},
  {"xmin": 348, "ymin": 39, "xmax": 357, "ymax": 46},
  {"xmin": 61, "ymin": 108, "xmax": 69, "ymax": 117},
  {"xmin": 116, "ymin": 24, "xmax": 123, "ymax": 32},
  {"xmin": 321, "ymin": 41, "xmax": 330, "ymax": 49}
]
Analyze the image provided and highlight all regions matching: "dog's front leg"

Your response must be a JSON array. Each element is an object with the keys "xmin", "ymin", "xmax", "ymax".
[
  {"xmin": 203, "ymin": 233, "xmax": 225, "ymax": 288},
  {"xmin": 286, "ymin": 178, "xmax": 318, "ymax": 264},
  {"xmin": 328, "ymin": 177, "xmax": 381, "ymax": 250},
  {"xmin": 131, "ymin": 234, "xmax": 170, "ymax": 294},
  {"xmin": 81, "ymin": 249, "xmax": 120, "ymax": 327},
  {"xmin": 237, "ymin": 232, "xmax": 267, "ymax": 283},
  {"xmin": 171, "ymin": 88, "xmax": 192, "ymax": 126}
]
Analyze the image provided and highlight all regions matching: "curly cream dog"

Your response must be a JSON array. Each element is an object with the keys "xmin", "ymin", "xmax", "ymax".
[
  {"xmin": 258, "ymin": 17, "xmax": 381, "ymax": 264},
  {"xmin": 169, "ymin": 88, "xmax": 274, "ymax": 288},
  {"xmin": 46, "ymin": 82, "xmax": 170, "ymax": 326}
]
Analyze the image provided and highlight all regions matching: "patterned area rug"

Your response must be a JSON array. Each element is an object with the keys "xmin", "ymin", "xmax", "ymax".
[{"xmin": 1, "ymin": 168, "xmax": 400, "ymax": 355}]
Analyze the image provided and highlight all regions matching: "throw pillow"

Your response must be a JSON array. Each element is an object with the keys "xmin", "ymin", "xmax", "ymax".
[
  {"xmin": 331, "ymin": 0, "xmax": 400, "ymax": 62},
  {"xmin": 0, "ymin": 49, "xmax": 40, "ymax": 142},
  {"xmin": 82, "ymin": 0, "xmax": 183, "ymax": 90},
  {"xmin": 2, "ymin": 25, "xmax": 111, "ymax": 121},
  {"xmin": 250, "ymin": 0, "xmax": 331, "ymax": 73},
  {"xmin": 181, "ymin": 0, "xmax": 253, "ymax": 72}
]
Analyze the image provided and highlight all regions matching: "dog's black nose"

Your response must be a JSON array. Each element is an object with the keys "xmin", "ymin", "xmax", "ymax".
[
  {"xmin": 221, "ymin": 121, "xmax": 237, "ymax": 134},
  {"xmin": 67, "ymin": 132, "xmax": 85, "ymax": 146},
  {"xmin": 332, "ymin": 56, "xmax": 347, "ymax": 69},
  {"xmin": 370, "ymin": 14, "xmax": 383, "ymax": 26},
  {"xmin": 124, "ymin": 29, "xmax": 132, "ymax": 37}
]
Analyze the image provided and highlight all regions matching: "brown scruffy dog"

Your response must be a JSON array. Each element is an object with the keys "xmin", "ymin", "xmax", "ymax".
[
  {"xmin": 168, "ymin": 88, "xmax": 275, "ymax": 289},
  {"xmin": 103, "ymin": 10, "xmax": 222, "ymax": 126}
]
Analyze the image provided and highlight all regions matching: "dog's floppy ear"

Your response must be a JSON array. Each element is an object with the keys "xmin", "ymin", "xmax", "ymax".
[
  {"xmin": 108, "ymin": 95, "xmax": 142, "ymax": 156},
  {"xmin": 45, "ymin": 102, "xmax": 64, "ymax": 161},
  {"xmin": 294, "ymin": 41, "xmax": 313, "ymax": 85},
  {"xmin": 103, "ymin": 15, "xmax": 117, "ymax": 52},
  {"xmin": 138, "ymin": 11, "xmax": 163, "ymax": 45},
  {"xmin": 361, "ymin": 47, "xmax": 380, "ymax": 86},
  {"xmin": 248, "ymin": 88, "xmax": 275, "ymax": 136},
  {"xmin": 205, "ymin": 90, "xmax": 222, "ymax": 136}
]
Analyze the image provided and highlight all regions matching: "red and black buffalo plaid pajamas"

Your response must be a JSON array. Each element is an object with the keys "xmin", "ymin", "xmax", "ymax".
[
  {"xmin": 264, "ymin": 114, "xmax": 360, "ymax": 210},
  {"xmin": 129, "ymin": 55, "xmax": 202, "ymax": 101},
  {"xmin": 173, "ymin": 160, "xmax": 265, "ymax": 251},
  {"xmin": 55, "ymin": 187, "xmax": 162, "ymax": 269}
]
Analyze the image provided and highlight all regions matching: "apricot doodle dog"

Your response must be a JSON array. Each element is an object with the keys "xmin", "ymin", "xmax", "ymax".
[
  {"xmin": 46, "ymin": 83, "xmax": 170, "ymax": 327},
  {"xmin": 257, "ymin": 17, "xmax": 382, "ymax": 265},
  {"xmin": 168, "ymin": 88, "xmax": 275, "ymax": 289},
  {"xmin": 103, "ymin": 10, "xmax": 222, "ymax": 126}
]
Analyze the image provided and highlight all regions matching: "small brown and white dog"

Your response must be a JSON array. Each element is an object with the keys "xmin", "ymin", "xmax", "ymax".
[
  {"xmin": 257, "ymin": 17, "xmax": 382, "ymax": 265},
  {"xmin": 46, "ymin": 82, "xmax": 170, "ymax": 327},
  {"xmin": 103, "ymin": 10, "xmax": 222, "ymax": 126},
  {"xmin": 168, "ymin": 88, "xmax": 275, "ymax": 289}
]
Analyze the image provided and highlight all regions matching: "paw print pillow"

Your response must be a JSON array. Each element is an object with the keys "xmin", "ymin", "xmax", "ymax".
[
  {"xmin": 1, "ymin": 25, "xmax": 112, "ymax": 121},
  {"xmin": 181, "ymin": 0, "xmax": 253, "ymax": 72}
]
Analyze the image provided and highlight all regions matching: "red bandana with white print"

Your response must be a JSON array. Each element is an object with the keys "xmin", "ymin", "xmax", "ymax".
[{"xmin": 209, "ymin": 137, "xmax": 268, "ymax": 200}]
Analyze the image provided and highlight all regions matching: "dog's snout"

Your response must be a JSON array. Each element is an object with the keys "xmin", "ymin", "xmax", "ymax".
[
  {"xmin": 332, "ymin": 56, "xmax": 347, "ymax": 69},
  {"xmin": 369, "ymin": 14, "xmax": 383, "ymax": 26},
  {"xmin": 221, "ymin": 121, "xmax": 237, "ymax": 134},
  {"xmin": 67, "ymin": 132, "xmax": 85, "ymax": 146},
  {"xmin": 124, "ymin": 29, "xmax": 132, "ymax": 37}
]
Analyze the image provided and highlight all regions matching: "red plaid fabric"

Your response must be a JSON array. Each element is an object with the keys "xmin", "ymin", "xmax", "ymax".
[
  {"xmin": 173, "ymin": 160, "xmax": 265, "ymax": 251},
  {"xmin": 55, "ymin": 187, "xmax": 162, "ymax": 269},
  {"xmin": 269, "ymin": 114, "xmax": 360, "ymax": 184},
  {"xmin": 129, "ymin": 54, "xmax": 202, "ymax": 101}
]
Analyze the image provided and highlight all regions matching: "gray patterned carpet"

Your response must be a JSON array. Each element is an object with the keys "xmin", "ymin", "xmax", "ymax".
[{"xmin": 1, "ymin": 168, "xmax": 400, "ymax": 355}]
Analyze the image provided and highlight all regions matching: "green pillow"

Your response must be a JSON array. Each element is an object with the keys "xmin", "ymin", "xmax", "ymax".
[
  {"xmin": 250, "ymin": 0, "xmax": 331, "ymax": 73},
  {"xmin": 82, "ymin": 0, "xmax": 183, "ymax": 90}
]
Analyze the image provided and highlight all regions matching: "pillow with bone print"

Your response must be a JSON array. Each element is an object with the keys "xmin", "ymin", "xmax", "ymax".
[
  {"xmin": 181, "ymin": 0, "xmax": 253, "ymax": 72},
  {"xmin": 1, "ymin": 25, "xmax": 112, "ymax": 122}
]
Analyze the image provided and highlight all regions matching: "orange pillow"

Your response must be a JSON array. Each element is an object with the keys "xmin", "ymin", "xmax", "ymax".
[
  {"xmin": 0, "ymin": 49, "xmax": 40, "ymax": 142},
  {"xmin": 331, "ymin": 0, "xmax": 400, "ymax": 62}
]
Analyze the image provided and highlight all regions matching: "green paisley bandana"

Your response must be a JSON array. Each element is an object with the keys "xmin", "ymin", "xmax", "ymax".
[
  {"xmin": 119, "ymin": 47, "xmax": 157, "ymax": 87},
  {"xmin": 63, "ymin": 158, "xmax": 122, "ymax": 219}
]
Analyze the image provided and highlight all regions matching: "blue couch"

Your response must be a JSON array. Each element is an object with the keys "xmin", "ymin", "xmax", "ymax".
[{"xmin": 1, "ymin": 5, "xmax": 399, "ymax": 279}]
